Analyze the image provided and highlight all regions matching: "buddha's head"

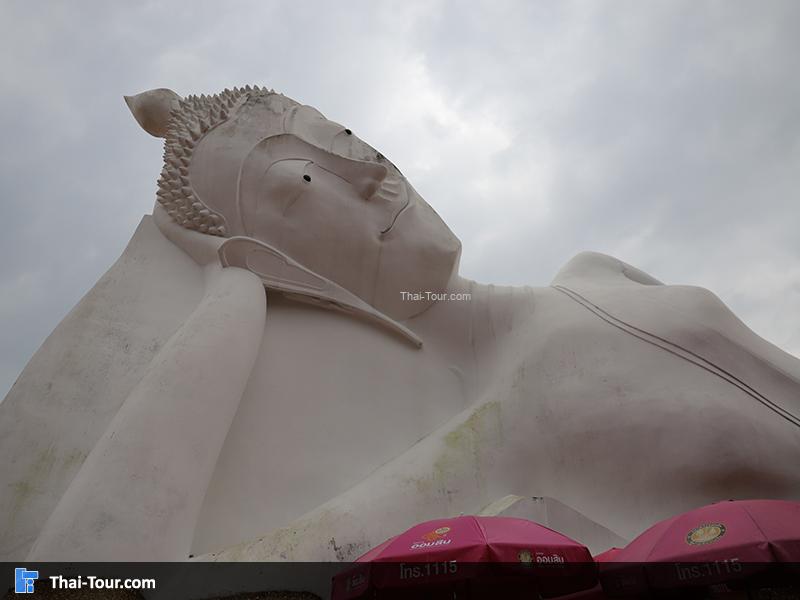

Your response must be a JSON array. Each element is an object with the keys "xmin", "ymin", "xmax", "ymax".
[{"xmin": 126, "ymin": 86, "xmax": 461, "ymax": 319}]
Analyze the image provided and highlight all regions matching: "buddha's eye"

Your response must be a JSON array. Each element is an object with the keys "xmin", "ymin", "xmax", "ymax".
[{"xmin": 303, "ymin": 174, "xmax": 311, "ymax": 183}]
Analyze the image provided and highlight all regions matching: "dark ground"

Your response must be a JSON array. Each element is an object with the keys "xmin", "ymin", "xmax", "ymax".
[{"xmin": 2, "ymin": 590, "xmax": 321, "ymax": 599}]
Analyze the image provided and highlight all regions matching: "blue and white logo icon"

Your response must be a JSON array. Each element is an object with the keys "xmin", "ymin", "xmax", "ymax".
[{"xmin": 14, "ymin": 567, "xmax": 38, "ymax": 594}]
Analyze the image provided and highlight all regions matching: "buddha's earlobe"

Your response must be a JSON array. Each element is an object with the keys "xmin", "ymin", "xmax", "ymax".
[{"xmin": 124, "ymin": 88, "xmax": 181, "ymax": 138}]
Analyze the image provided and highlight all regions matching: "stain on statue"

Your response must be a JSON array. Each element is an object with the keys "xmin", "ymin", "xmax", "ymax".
[{"xmin": 1, "ymin": 86, "xmax": 798, "ymax": 562}]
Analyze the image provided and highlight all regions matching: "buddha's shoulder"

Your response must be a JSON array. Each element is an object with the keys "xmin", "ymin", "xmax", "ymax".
[
  {"xmin": 552, "ymin": 251, "xmax": 664, "ymax": 287},
  {"xmin": 545, "ymin": 251, "xmax": 800, "ymax": 398},
  {"xmin": 550, "ymin": 250, "xmax": 727, "ymax": 318},
  {"xmin": 548, "ymin": 250, "xmax": 761, "ymax": 341}
]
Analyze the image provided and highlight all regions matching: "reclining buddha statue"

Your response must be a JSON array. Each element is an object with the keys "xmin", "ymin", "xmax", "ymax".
[{"xmin": 1, "ymin": 85, "xmax": 798, "ymax": 562}]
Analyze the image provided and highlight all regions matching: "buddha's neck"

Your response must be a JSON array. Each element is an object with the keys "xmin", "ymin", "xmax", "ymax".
[{"xmin": 406, "ymin": 275, "xmax": 540, "ymax": 391}]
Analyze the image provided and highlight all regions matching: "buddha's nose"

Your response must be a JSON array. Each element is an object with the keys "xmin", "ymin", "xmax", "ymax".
[{"xmin": 330, "ymin": 159, "xmax": 388, "ymax": 201}]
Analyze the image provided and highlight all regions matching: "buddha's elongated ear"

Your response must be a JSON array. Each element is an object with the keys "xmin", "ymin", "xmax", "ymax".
[{"xmin": 124, "ymin": 88, "xmax": 181, "ymax": 138}]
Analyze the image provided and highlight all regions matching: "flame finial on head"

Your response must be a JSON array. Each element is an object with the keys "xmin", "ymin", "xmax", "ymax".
[{"xmin": 124, "ymin": 88, "xmax": 182, "ymax": 138}]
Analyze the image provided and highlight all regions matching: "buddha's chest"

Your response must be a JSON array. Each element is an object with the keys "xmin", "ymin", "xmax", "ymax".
[{"xmin": 190, "ymin": 296, "xmax": 470, "ymax": 553}]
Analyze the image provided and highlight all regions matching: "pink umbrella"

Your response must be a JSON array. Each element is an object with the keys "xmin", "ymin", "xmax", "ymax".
[
  {"xmin": 593, "ymin": 548, "xmax": 621, "ymax": 563},
  {"xmin": 332, "ymin": 515, "xmax": 597, "ymax": 599},
  {"xmin": 600, "ymin": 499, "xmax": 800, "ymax": 596}
]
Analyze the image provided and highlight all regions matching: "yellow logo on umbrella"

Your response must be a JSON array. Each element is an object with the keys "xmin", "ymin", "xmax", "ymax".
[
  {"xmin": 421, "ymin": 526, "xmax": 451, "ymax": 542},
  {"xmin": 686, "ymin": 523, "xmax": 726, "ymax": 545},
  {"xmin": 411, "ymin": 526, "xmax": 453, "ymax": 549}
]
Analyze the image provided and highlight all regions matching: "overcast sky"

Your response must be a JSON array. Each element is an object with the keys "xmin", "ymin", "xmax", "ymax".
[{"xmin": 1, "ymin": 0, "xmax": 799, "ymax": 399}]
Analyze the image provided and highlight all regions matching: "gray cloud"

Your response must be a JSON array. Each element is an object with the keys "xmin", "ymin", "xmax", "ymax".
[{"xmin": 1, "ymin": 0, "xmax": 799, "ymax": 398}]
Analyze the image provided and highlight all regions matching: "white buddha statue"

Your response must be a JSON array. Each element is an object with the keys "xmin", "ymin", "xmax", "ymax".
[{"xmin": 1, "ymin": 86, "xmax": 798, "ymax": 562}]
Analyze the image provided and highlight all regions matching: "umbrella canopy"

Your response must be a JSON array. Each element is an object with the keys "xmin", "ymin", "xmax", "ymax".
[
  {"xmin": 332, "ymin": 515, "xmax": 596, "ymax": 599},
  {"xmin": 593, "ymin": 548, "xmax": 621, "ymax": 563},
  {"xmin": 600, "ymin": 499, "xmax": 800, "ymax": 596}
]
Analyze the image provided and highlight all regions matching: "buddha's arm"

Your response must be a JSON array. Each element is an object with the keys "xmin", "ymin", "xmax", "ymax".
[{"xmin": 27, "ymin": 262, "xmax": 266, "ymax": 561}]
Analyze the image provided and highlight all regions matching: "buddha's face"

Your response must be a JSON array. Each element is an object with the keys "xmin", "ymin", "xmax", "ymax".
[{"xmin": 188, "ymin": 91, "xmax": 462, "ymax": 318}]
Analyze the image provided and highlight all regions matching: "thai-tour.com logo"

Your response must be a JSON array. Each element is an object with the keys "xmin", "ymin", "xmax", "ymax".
[
  {"xmin": 14, "ymin": 568, "xmax": 38, "ymax": 594},
  {"xmin": 410, "ymin": 526, "xmax": 452, "ymax": 549},
  {"xmin": 13, "ymin": 567, "xmax": 155, "ymax": 593}
]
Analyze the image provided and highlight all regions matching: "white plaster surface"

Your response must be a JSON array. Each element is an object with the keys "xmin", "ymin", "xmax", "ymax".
[
  {"xmin": 478, "ymin": 495, "xmax": 628, "ymax": 556},
  {"xmin": 0, "ymin": 217, "xmax": 205, "ymax": 560},
  {"xmin": 1, "ymin": 87, "xmax": 799, "ymax": 563}
]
